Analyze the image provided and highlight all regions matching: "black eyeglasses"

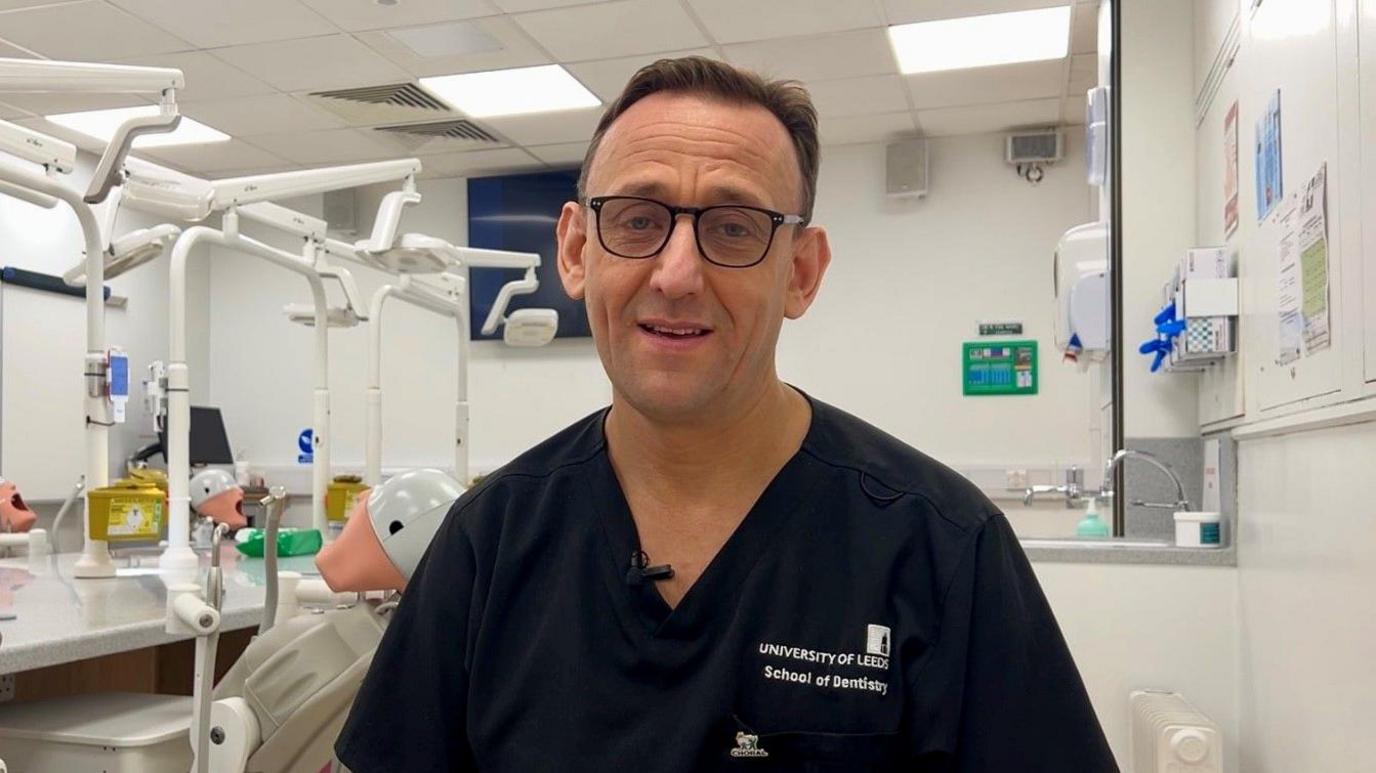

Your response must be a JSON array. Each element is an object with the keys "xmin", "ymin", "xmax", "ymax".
[{"xmin": 585, "ymin": 195, "xmax": 805, "ymax": 268}]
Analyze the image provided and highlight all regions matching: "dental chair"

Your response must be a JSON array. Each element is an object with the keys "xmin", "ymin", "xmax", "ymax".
[{"xmin": 191, "ymin": 468, "xmax": 463, "ymax": 773}]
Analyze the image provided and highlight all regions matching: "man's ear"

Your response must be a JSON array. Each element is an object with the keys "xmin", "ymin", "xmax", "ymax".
[
  {"xmin": 555, "ymin": 200, "xmax": 588, "ymax": 300},
  {"xmin": 783, "ymin": 225, "xmax": 831, "ymax": 319}
]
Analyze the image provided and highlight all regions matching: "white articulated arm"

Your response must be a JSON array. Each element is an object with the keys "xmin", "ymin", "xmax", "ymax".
[
  {"xmin": 481, "ymin": 268, "xmax": 539, "ymax": 335},
  {"xmin": 357, "ymin": 188, "xmax": 422, "ymax": 254},
  {"xmin": 0, "ymin": 57, "xmax": 183, "ymax": 93},
  {"xmin": 210, "ymin": 159, "xmax": 421, "ymax": 211},
  {"xmin": 84, "ymin": 105, "xmax": 179, "ymax": 204},
  {"xmin": 0, "ymin": 119, "xmax": 76, "ymax": 173}
]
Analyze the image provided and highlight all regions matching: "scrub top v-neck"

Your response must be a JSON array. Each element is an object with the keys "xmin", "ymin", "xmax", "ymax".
[
  {"xmin": 586, "ymin": 419, "xmax": 826, "ymax": 639},
  {"xmin": 336, "ymin": 396, "xmax": 1118, "ymax": 773}
]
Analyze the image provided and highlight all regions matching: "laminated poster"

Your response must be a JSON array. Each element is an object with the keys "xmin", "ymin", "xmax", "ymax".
[
  {"xmin": 1255, "ymin": 90, "xmax": 1283, "ymax": 223},
  {"xmin": 1296, "ymin": 163, "xmax": 1330, "ymax": 355},
  {"xmin": 1224, "ymin": 101, "xmax": 1239, "ymax": 238}
]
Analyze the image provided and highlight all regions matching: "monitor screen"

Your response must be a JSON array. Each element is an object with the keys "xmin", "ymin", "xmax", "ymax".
[
  {"xmin": 467, "ymin": 169, "xmax": 590, "ymax": 340},
  {"xmin": 159, "ymin": 406, "xmax": 234, "ymax": 465}
]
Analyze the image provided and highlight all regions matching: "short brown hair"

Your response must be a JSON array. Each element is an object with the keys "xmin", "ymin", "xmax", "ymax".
[{"xmin": 576, "ymin": 56, "xmax": 820, "ymax": 224}]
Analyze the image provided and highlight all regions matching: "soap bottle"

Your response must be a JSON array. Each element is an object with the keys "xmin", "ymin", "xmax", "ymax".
[{"xmin": 1076, "ymin": 497, "xmax": 1111, "ymax": 538}]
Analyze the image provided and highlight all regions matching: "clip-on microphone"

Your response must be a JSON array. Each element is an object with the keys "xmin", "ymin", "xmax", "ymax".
[{"xmin": 626, "ymin": 550, "xmax": 674, "ymax": 586}]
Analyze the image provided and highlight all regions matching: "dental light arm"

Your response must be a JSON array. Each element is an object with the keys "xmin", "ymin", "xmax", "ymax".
[
  {"xmin": 0, "ymin": 57, "xmax": 187, "ymax": 205},
  {"xmin": 356, "ymin": 188, "xmax": 421, "ymax": 255},
  {"xmin": 62, "ymin": 223, "xmax": 181, "ymax": 286},
  {"xmin": 0, "ymin": 57, "xmax": 182, "ymax": 94},
  {"xmin": 284, "ymin": 265, "xmax": 368, "ymax": 327},
  {"xmin": 83, "ymin": 105, "xmax": 180, "ymax": 204},
  {"xmin": 212, "ymin": 159, "xmax": 421, "ymax": 211},
  {"xmin": 0, "ymin": 119, "xmax": 76, "ymax": 173}
]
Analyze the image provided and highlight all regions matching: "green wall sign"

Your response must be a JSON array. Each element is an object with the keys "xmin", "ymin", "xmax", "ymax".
[{"xmin": 962, "ymin": 340, "xmax": 1038, "ymax": 396}]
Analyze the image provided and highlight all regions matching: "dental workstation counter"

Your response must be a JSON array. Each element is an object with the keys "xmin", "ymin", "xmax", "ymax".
[{"xmin": 0, "ymin": 545, "xmax": 321, "ymax": 676}]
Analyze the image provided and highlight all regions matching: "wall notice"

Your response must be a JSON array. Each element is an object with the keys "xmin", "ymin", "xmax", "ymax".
[
  {"xmin": 1255, "ymin": 90, "xmax": 1283, "ymax": 223},
  {"xmin": 1297, "ymin": 163, "xmax": 1330, "ymax": 355},
  {"xmin": 1224, "ymin": 101, "xmax": 1239, "ymax": 238}
]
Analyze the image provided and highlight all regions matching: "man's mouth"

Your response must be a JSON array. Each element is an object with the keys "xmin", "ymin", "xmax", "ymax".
[{"xmin": 639, "ymin": 323, "xmax": 709, "ymax": 338}]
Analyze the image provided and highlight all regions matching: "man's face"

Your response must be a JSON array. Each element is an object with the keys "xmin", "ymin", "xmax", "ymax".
[{"xmin": 556, "ymin": 91, "xmax": 830, "ymax": 423}]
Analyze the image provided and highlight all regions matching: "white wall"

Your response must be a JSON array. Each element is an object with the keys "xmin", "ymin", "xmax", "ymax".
[
  {"xmin": 786, "ymin": 133, "xmax": 1099, "ymax": 532},
  {"xmin": 1233, "ymin": 420, "xmax": 1376, "ymax": 772},
  {"xmin": 0, "ymin": 152, "xmax": 211, "ymax": 495},
  {"xmin": 1037, "ymin": 562, "xmax": 1240, "ymax": 773},
  {"xmin": 1119, "ymin": 0, "xmax": 1202, "ymax": 437}
]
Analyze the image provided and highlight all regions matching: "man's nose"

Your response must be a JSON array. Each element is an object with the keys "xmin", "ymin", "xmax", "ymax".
[{"xmin": 648, "ymin": 214, "xmax": 705, "ymax": 299}]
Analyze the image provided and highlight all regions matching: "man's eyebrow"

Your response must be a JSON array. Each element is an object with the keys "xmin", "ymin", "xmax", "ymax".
[{"xmin": 610, "ymin": 181, "xmax": 775, "ymax": 209}]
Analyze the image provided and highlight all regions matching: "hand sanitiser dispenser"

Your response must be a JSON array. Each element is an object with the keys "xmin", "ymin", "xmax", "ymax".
[{"xmin": 1053, "ymin": 222, "xmax": 1109, "ymax": 358}]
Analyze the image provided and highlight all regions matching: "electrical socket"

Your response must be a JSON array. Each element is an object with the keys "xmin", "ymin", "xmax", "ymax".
[
  {"xmin": 0, "ymin": 673, "xmax": 15, "ymax": 702},
  {"xmin": 1005, "ymin": 469, "xmax": 1029, "ymax": 490}
]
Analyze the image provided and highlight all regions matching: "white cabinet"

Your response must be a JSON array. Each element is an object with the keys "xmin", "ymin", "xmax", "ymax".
[
  {"xmin": 1238, "ymin": 0, "xmax": 1345, "ymax": 412},
  {"xmin": 1362, "ymin": 0, "xmax": 1376, "ymax": 387}
]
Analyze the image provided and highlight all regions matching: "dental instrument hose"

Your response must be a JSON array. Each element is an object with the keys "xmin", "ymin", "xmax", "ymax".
[
  {"xmin": 193, "ymin": 523, "xmax": 230, "ymax": 773},
  {"xmin": 47, "ymin": 476, "xmax": 84, "ymax": 554},
  {"xmin": 259, "ymin": 487, "xmax": 286, "ymax": 634}
]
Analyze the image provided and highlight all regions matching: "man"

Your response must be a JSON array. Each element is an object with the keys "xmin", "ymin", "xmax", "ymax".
[{"xmin": 337, "ymin": 57, "xmax": 1116, "ymax": 772}]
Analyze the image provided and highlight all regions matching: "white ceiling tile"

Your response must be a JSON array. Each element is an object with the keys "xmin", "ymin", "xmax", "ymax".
[
  {"xmin": 513, "ymin": 0, "xmax": 709, "ymax": 62},
  {"xmin": 805, "ymin": 75, "xmax": 909, "ymax": 118},
  {"xmin": 881, "ymin": 0, "xmax": 1066, "ymax": 24},
  {"xmin": 1062, "ymin": 96, "xmax": 1086, "ymax": 124},
  {"xmin": 915, "ymin": 98, "xmax": 1061, "ymax": 136},
  {"xmin": 297, "ymin": 0, "xmax": 498, "ymax": 32},
  {"xmin": 181, "ymin": 94, "xmax": 349, "ymax": 137},
  {"xmin": 818, "ymin": 111, "xmax": 915, "ymax": 146},
  {"xmin": 108, "ymin": 0, "xmax": 336, "ymax": 48},
  {"xmin": 115, "ymin": 51, "xmax": 276, "ymax": 102},
  {"xmin": 356, "ymin": 16, "xmax": 550, "ymax": 77},
  {"xmin": 0, "ymin": 0, "xmax": 79, "ymax": 9},
  {"xmin": 1067, "ymin": 53, "xmax": 1096, "ymax": 95},
  {"xmin": 0, "ymin": 37, "xmax": 36, "ymax": 57},
  {"xmin": 0, "ymin": 91, "xmax": 152, "ymax": 117},
  {"xmin": 492, "ymin": 0, "xmax": 612, "ymax": 10},
  {"xmin": 247, "ymin": 128, "xmax": 400, "ymax": 165},
  {"xmin": 1071, "ymin": 2, "xmax": 1099, "ymax": 54},
  {"xmin": 905, "ymin": 59, "xmax": 1066, "ymax": 110},
  {"xmin": 482, "ymin": 107, "xmax": 602, "ymax": 146},
  {"xmin": 139, "ymin": 138, "xmax": 292, "ymax": 175},
  {"xmin": 566, "ymin": 49, "xmax": 719, "ymax": 101},
  {"xmin": 526, "ymin": 141, "xmax": 589, "ymax": 166},
  {"xmin": 723, "ymin": 29, "xmax": 898, "ymax": 83},
  {"xmin": 417, "ymin": 147, "xmax": 545, "ymax": 178},
  {"xmin": 686, "ymin": 0, "xmax": 881, "ymax": 44},
  {"xmin": 0, "ymin": 1, "xmax": 194, "ymax": 60},
  {"xmin": 210, "ymin": 34, "xmax": 412, "ymax": 93}
]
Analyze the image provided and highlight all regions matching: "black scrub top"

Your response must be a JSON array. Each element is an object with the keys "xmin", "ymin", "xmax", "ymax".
[{"xmin": 335, "ymin": 396, "xmax": 1117, "ymax": 772}]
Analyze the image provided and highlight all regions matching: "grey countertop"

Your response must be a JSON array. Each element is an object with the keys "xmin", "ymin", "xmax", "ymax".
[
  {"xmin": 1020, "ymin": 537, "xmax": 1237, "ymax": 566},
  {"xmin": 0, "ymin": 533, "xmax": 1235, "ymax": 675},
  {"xmin": 0, "ymin": 547, "xmax": 321, "ymax": 675}
]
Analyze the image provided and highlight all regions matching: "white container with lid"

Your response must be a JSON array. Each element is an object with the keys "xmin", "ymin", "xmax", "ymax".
[{"xmin": 1174, "ymin": 511, "xmax": 1222, "ymax": 548}]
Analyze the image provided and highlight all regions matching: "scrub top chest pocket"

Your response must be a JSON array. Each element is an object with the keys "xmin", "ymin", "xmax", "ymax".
[{"xmin": 727, "ymin": 626, "xmax": 910, "ymax": 770}]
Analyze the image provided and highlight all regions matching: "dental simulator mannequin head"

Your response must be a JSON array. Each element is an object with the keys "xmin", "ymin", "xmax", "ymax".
[
  {"xmin": 188, "ymin": 468, "xmax": 246, "ymax": 529},
  {"xmin": 0, "ymin": 478, "xmax": 35, "ymax": 533},
  {"xmin": 315, "ymin": 468, "xmax": 465, "ymax": 592}
]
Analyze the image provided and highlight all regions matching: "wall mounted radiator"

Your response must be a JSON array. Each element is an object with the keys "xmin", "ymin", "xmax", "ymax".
[{"xmin": 1130, "ymin": 690, "xmax": 1222, "ymax": 772}]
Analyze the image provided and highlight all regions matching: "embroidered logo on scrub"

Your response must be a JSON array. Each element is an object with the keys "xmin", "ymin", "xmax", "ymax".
[
  {"xmin": 729, "ymin": 732, "xmax": 769, "ymax": 759},
  {"xmin": 866, "ymin": 624, "xmax": 891, "ymax": 657},
  {"xmin": 756, "ymin": 625, "xmax": 893, "ymax": 697}
]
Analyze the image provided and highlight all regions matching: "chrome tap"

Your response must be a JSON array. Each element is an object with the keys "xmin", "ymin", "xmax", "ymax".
[
  {"xmin": 1101, "ymin": 449, "xmax": 1190, "ymax": 511},
  {"xmin": 1023, "ymin": 466, "xmax": 1086, "ymax": 508}
]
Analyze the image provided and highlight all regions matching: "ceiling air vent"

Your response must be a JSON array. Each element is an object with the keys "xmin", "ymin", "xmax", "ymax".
[
  {"xmin": 306, "ymin": 82, "xmax": 453, "ymax": 125},
  {"xmin": 374, "ymin": 119, "xmax": 503, "ymax": 153}
]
